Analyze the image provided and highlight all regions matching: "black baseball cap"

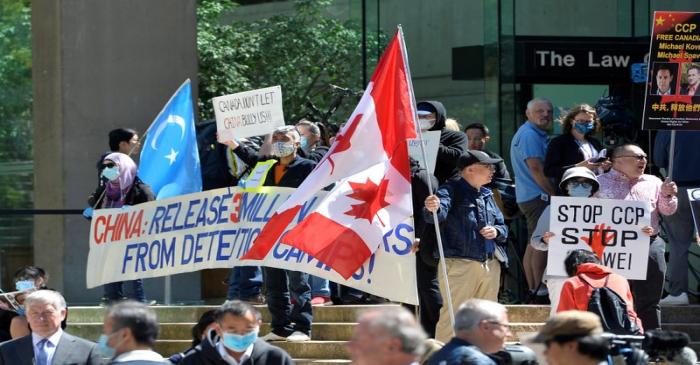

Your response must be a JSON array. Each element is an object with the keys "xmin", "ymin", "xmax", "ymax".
[{"xmin": 457, "ymin": 150, "xmax": 503, "ymax": 169}]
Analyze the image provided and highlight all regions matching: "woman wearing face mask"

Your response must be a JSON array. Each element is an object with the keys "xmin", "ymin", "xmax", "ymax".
[
  {"xmin": 88, "ymin": 152, "xmax": 154, "ymax": 305},
  {"xmin": 544, "ymin": 104, "xmax": 609, "ymax": 191}
]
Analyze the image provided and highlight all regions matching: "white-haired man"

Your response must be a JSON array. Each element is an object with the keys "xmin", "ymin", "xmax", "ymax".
[
  {"xmin": 427, "ymin": 299, "xmax": 511, "ymax": 365},
  {"xmin": 346, "ymin": 307, "xmax": 427, "ymax": 365},
  {"xmin": 0, "ymin": 290, "xmax": 102, "ymax": 365}
]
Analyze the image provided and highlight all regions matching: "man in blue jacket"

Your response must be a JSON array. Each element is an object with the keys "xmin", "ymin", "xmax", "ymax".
[{"xmin": 424, "ymin": 150, "xmax": 508, "ymax": 343}]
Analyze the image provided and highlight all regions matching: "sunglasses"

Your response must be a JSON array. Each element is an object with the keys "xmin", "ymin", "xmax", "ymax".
[
  {"xmin": 102, "ymin": 163, "xmax": 116, "ymax": 169},
  {"xmin": 616, "ymin": 154, "xmax": 647, "ymax": 161}
]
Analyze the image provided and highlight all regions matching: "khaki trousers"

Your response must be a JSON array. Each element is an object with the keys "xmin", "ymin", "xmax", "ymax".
[{"xmin": 435, "ymin": 258, "xmax": 500, "ymax": 342}]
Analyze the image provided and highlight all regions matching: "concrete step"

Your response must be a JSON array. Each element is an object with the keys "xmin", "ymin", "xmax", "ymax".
[
  {"xmin": 660, "ymin": 305, "xmax": 700, "ymax": 323},
  {"xmin": 661, "ymin": 323, "xmax": 700, "ymax": 340}
]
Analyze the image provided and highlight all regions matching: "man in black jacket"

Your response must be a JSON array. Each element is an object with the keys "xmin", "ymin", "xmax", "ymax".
[
  {"xmin": 180, "ymin": 301, "xmax": 293, "ymax": 365},
  {"xmin": 416, "ymin": 101, "xmax": 468, "ymax": 184}
]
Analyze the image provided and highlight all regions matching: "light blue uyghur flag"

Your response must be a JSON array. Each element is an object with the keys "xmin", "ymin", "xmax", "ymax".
[{"xmin": 139, "ymin": 79, "xmax": 202, "ymax": 199}]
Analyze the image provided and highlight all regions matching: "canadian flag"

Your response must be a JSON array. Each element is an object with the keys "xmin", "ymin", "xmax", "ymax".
[{"xmin": 242, "ymin": 29, "xmax": 417, "ymax": 279}]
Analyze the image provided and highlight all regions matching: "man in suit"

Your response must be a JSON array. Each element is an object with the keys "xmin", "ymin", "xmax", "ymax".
[
  {"xmin": 0, "ymin": 290, "xmax": 102, "ymax": 365},
  {"xmin": 101, "ymin": 301, "xmax": 168, "ymax": 364},
  {"xmin": 180, "ymin": 300, "xmax": 294, "ymax": 365}
]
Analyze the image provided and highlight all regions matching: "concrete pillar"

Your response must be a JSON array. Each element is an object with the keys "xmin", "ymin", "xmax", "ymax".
[{"xmin": 32, "ymin": 0, "xmax": 200, "ymax": 303}]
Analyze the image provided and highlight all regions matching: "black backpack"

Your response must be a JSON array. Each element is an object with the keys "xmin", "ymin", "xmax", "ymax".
[{"xmin": 578, "ymin": 274, "xmax": 641, "ymax": 335}]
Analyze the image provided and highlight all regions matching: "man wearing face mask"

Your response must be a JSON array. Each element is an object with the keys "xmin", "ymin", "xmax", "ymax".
[
  {"xmin": 221, "ymin": 125, "xmax": 316, "ymax": 342},
  {"xmin": 416, "ymin": 101, "xmax": 468, "ymax": 184},
  {"xmin": 99, "ymin": 301, "xmax": 168, "ymax": 364},
  {"xmin": 295, "ymin": 119, "xmax": 329, "ymax": 163},
  {"xmin": 180, "ymin": 301, "xmax": 294, "ymax": 365}
]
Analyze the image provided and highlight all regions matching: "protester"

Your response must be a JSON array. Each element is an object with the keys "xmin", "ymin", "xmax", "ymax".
[
  {"xmin": 346, "ymin": 306, "xmax": 427, "ymax": 365},
  {"xmin": 99, "ymin": 301, "xmax": 168, "ymax": 364},
  {"xmin": 179, "ymin": 300, "xmax": 294, "ymax": 365},
  {"xmin": 295, "ymin": 120, "xmax": 333, "ymax": 306},
  {"xmin": 88, "ymin": 152, "xmax": 154, "ymax": 305},
  {"xmin": 96, "ymin": 128, "xmax": 141, "ymax": 183},
  {"xmin": 444, "ymin": 118, "xmax": 461, "ymax": 132},
  {"xmin": 510, "ymin": 98, "xmax": 556, "ymax": 303},
  {"xmin": 0, "ymin": 290, "xmax": 102, "ymax": 365},
  {"xmin": 596, "ymin": 143, "xmax": 678, "ymax": 330},
  {"xmin": 464, "ymin": 123, "xmax": 510, "ymax": 182},
  {"xmin": 409, "ymin": 157, "xmax": 442, "ymax": 338},
  {"xmin": 416, "ymin": 101, "xmax": 468, "ymax": 184},
  {"xmin": 221, "ymin": 125, "xmax": 316, "ymax": 342},
  {"xmin": 531, "ymin": 310, "xmax": 608, "ymax": 365},
  {"xmin": 530, "ymin": 167, "xmax": 602, "ymax": 315},
  {"xmin": 557, "ymin": 249, "xmax": 643, "ymax": 332},
  {"xmin": 427, "ymin": 299, "xmax": 511, "ymax": 365},
  {"xmin": 168, "ymin": 310, "xmax": 217, "ymax": 364},
  {"xmin": 544, "ymin": 104, "xmax": 607, "ymax": 189},
  {"xmin": 654, "ymin": 130, "xmax": 700, "ymax": 305},
  {"xmin": 424, "ymin": 151, "xmax": 508, "ymax": 342}
]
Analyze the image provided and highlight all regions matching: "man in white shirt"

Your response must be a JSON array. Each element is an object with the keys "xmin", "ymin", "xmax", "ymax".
[
  {"xmin": 0, "ymin": 290, "xmax": 102, "ymax": 365},
  {"xmin": 101, "ymin": 301, "xmax": 168, "ymax": 365}
]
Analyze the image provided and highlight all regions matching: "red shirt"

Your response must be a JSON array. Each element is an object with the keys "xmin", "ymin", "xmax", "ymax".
[{"xmin": 557, "ymin": 263, "xmax": 643, "ymax": 332}]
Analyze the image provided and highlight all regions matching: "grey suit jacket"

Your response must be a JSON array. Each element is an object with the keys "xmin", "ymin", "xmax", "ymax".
[{"xmin": 0, "ymin": 331, "xmax": 104, "ymax": 365}]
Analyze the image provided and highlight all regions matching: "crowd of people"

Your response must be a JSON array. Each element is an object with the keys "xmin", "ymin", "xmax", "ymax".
[{"xmin": 1, "ymin": 93, "xmax": 699, "ymax": 363}]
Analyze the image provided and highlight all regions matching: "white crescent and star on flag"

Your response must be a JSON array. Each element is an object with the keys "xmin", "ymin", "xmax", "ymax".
[{"xmin": 149, "ymin": 114, "xmax": 186, "ymax": 166}]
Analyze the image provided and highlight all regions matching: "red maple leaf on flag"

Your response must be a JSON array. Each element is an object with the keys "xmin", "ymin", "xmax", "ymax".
[
  {"xmin": 325, "ymin": 113, "xmax": 363, "ymax": 175},
  {"xmin": 344, "ymin": 177, "xmax": 391, "ymax": 226},
  {"xmin": 580, "ymin": 224, "xmax": 615, "ymax": 258}
]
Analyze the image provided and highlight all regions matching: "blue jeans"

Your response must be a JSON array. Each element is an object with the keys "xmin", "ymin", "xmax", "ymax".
[
  {"xmin": 310, "ymin": 275, "xmax": 330, "ymax": 297},
  {"xmin": 103, "ymin": 280, "xmax": 146, "ymax": 302},
  {"xmin": 227, "ymin": 266, "xmax": 263, "ymax": 300},
  {"xmin": 264, "ymin": 267, "xmax": 312, "ymax": 336}
]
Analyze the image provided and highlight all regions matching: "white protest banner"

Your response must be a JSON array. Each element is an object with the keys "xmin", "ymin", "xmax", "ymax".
[
  {"xmin": 408, "ymin": 130, "xmax": 440, "ymax": 174},
  {"xmin": 546, "ymin": 196, "xmax": 651, "ymax": 280},
  {"xmin": 86, "ymin": 186, "xmax": 418, "ymax": 304},
  {"xmin": 213, "ymin": 86, "xmax": 285, "ymax": 141}
]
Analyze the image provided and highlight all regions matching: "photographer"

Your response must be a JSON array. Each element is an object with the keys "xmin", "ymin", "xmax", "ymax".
[{"xmin": 532, "ymin": 311, "xmax": 608, "ymax": 365}]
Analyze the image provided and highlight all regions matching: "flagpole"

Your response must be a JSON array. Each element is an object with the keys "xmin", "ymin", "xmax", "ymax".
[{"xmin": 397, "ymin": 25, "xmax": 456, "ymax": 330}]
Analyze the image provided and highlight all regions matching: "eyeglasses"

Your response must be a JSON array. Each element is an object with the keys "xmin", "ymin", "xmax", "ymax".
[
  {"xmin": 478, "ymin": 163, "xmax": 496, "ymax": 171},
  {"xmin": 616, "ymin": 154, "xmax": 647, "ymax": 161},
  {"xmin": 567, "ymin": 181, "xmax": 592, "ymax": 189},
  {"xmin": 486, "ymin": 320, "xmax": 510, "ymax": 330}
]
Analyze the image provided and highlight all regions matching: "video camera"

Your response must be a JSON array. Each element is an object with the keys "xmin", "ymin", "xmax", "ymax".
[
  {"xmin": 603, "ymin": 330, "xmax": 697, "ymax": 365},
  {"xmin": 490, "ymin": 345, "xmax": 538, "ymax": 365}
]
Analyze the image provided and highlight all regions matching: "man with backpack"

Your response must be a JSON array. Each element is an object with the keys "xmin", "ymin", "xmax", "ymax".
[{"xmin": 557, "ymin": 249, "xmax": 642, "ymax": 334}]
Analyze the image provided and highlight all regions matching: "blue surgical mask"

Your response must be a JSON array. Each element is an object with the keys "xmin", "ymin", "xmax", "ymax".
[
  {"xmin": 568, "ymin": 184, "xmax": 593, "ymax": 197},
  {"xmin": 101, "ymin": 166, "xmax": 120, "ymax": 182},
  {"xmin": 271, "ymin": 142, "xmax": 296, "ymax": 158},
  {"xmin": 97, "ymin": 334, "xmax": 116, "ymax": 359},
  {"xmin": 16, "ymin": 306, "xmax": 25, "ymax": 317},
  {"xmin": 573, "ymin": 122, "xmax": 595, "ymax": 135},
  {"xmin": 299, "ymin": 136, "xmax": 309, "ymax": 151},
  {"xmin": 222, "ymin": 329, "xmax": 259, "ymax": 352},
  {"xmin": 15, "ymin": 280, "xmax": 35, "ymax": 291}
]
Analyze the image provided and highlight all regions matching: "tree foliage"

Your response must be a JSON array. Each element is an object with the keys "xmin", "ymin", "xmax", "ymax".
[{"xmin": 197, "ymin": 0, "xmax": 385, "ymax": 125}]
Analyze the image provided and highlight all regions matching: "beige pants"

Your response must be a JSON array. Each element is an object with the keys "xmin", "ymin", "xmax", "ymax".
[{"xmin": 435, "ymin": 258, "xmax": 501, "ymax": 342}]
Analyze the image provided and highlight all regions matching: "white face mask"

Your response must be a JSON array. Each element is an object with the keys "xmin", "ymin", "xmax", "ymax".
[
  {"xmin": 419, "ymin": 118, "xmax": 436, "ymax": 131},
  {"xmin": 271, "ymin": 142, "xmax": 296, "ymax": 158}
]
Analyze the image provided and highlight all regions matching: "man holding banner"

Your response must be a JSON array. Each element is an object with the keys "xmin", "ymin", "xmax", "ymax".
[
  {"xmin": 596, "ymin": 144, "xmax": 678, "ymax": 330},
  {"xmin": 221, "ymin": 125, "xmax": 316, "ymax": 343}
]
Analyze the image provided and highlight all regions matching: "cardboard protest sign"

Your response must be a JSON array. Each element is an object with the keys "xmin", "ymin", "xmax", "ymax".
[
  {"xmin": 690, "ymin": 188, "xmax": 700, "ymax": 235},
  {"xmin": 546, "ymin": 196, "xmax": 651, "ymax": 280},
  {"xmin": 86, "ymin": 186, "xmax": 418, "ymax": 304},
  {"xmin": 408, "ymin": 131, "xmax": 440, "ymax": 174},
  {"xmin": 213, "ymin": 86, "xmax": 285, "ymax": 141},
  {"xmin": 642, "ymin": 11, "xmax": 700, "ymax": 130}
]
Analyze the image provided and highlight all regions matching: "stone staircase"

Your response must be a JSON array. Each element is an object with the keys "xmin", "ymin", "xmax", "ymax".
[{"xmin": 66, "ymin": 304, "xmax": 700, "ymax": 364}]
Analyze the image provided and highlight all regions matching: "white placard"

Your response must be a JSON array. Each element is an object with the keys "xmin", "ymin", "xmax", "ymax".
[
  {"xmin": 213, "ymin": 86, "xmax": 285, "ymax": 141},
  {"xmin": 546, "ymin": 196, "xmax": 651, "ymax": 280},
  {"xmin": 86, "ymin": 186, "xmax": 418, "ymax": 305},
  {"xmin": 408, "ymin": 131, "xmax": 440, "ymax": 174}
]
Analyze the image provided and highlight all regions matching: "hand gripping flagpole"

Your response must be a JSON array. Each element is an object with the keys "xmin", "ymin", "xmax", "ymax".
[{"xmin": 397, "ymin": 25, "xmax": 456, "ymax": 330}]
